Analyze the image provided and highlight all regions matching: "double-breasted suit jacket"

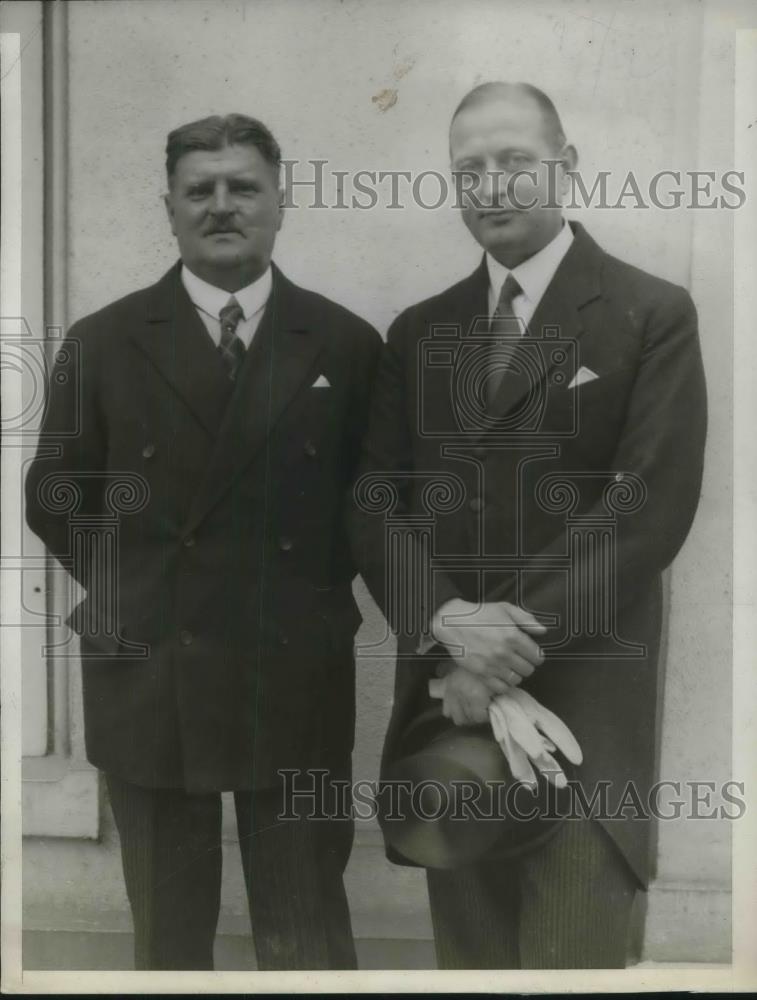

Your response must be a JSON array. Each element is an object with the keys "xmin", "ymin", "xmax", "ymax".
[
  {"xmin": 26, "ymin": 262, "xmax": 382, "ymax": 792},
  {"xmin": 351, "ymin": 223, "xmax": 707, "ymax": 885}
]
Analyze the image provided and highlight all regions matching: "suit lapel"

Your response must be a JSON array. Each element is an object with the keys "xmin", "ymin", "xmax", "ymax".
[
  {"xmin": 130, "ymin": 263, "xmax": 231, "ymax": 436},
  {"xmin": 451, "ymin": 257, "xmax": 490, "ymax": 340},
  {"xmin": 422, "ymin": 259, "xmax": 489, "ymax": 436},
  {"xmin": 183, "ymin": 265, "xmax": 325, "ymax": 532},
  {"xmin": 485, "ymin": 223, "xmax": 603, "ymax": 426}
]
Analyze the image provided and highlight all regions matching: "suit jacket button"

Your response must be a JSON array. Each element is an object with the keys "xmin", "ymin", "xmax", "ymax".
[
  {"xmin": 279, "ymin": 536, "xmax": 294, "ymax": 552},
  {"xmin": 304, "ymin": 440, "xmax": 317, "ymax": 457},
  {"xmin": 614, "ymin": 472, "xmax": 625, "ymax": 483},
  {"xmin": 142, "ymin": 443, "xmax": 156, "ymax": 459},
  {"xmin": 179, "ymin": 629, "xmax": 193, "ymax": 646},
  {"xmin": 183, "ymin": 535, "xmax": 196, "ymax": 548},
  {"xmin": 469, "ymin": 497, "xmax": 485, "ymax": 513},
  {"xmin": 279, "ymin": 631, "xmax": 289, "ymax": 646}
]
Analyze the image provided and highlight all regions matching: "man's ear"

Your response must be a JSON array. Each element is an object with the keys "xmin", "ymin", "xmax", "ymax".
[
  {"xmin": 163, "ymin": 191, "xmax": 177, "ymax": 237},
  {"xmin": 561, "ymin": 144, "xmax": 578, "ymax": 172},
  {"xmin": 558, "ymin": 144, "xmax": 578, "ymax": 197},
  {"xmin": 276, "ymin": 188, "xmax": 285, "ymax": 232}
]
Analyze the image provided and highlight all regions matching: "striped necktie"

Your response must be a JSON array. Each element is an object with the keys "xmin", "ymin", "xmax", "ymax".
[
  {"xmin": 486, "ymin": 274, "xmax": 523, "ymax": 408},
  {"xmin": 218, "ymin": 297, "xmax": 246, "ymax": 381}
]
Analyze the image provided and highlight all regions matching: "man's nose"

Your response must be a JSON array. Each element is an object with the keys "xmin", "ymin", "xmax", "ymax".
[
  {"xmin": 209, "ymin": 183, "xmax": 232, "ymax": 215},
  {"xmin": 482, "ymin": 167, "xmax": 509, "ymax": 208},
  {"xmin": 475, "ymin": 166, "xmax": 503, "ymax": 208}
]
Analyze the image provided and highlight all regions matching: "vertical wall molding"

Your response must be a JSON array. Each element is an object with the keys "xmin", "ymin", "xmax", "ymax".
[
  {"xmin": 43, "ymin": 0, "xmax": 71, "ymax": 759},
  {"xmin": 22, "ymin": 0, "xmax": 100, "ymax": 841}
]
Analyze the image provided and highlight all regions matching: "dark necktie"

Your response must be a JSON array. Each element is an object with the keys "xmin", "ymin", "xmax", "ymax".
[
  {"xmin": 218, "ymin": 297, "xmax": 246, "ymax": 381},
  {"xmin": 486, "ymin": 273, "xmax": 523, "ymax": 408}
]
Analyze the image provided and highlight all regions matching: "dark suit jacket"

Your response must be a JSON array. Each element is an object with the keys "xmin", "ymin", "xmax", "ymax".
[
  {"xmin": 350, "ymin": 223, "xmax": 707, "ymax": 885},
  {"xmin": 26, "ymin": 262, "xmax": 382, "ymax": 792}
]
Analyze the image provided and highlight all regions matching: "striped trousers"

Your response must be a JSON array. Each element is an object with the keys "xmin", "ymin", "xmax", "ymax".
[
  {"xmin": 106, "ymin": 772, "xmax": 356, "ymax": 971},
  {"xmin": 426, "ymin": 818, "xmax": 640, "ymax": 969}
]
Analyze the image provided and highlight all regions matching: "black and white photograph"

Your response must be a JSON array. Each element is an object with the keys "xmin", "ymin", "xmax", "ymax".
[{"xmin": 1, "ymin": 0, "xmax": 756, "ymax": 992}]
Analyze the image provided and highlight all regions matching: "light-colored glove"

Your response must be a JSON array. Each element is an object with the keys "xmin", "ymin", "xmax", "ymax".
[
  {"xmin": 489, "ymin": 688, "xmax": 582, "ymax": 789},
  {"xmin": 428, "ymin": 678, "xmax": 582, "ymax": 790}
]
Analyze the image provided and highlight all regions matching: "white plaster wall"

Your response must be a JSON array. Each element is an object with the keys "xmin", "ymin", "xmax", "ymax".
[
  {"xmin": 68, "ymin": 0, "xmax": 701, "ymax": 327},
  {"xmin": 651, "ymin": 0, "xmax": 757, "ymax": 891},
  {"xmin": 23, "ymin": 0, "xmax": 740, "ymax": 960}
]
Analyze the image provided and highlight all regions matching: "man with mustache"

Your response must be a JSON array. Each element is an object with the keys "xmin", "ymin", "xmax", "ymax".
[
  {"xmin": 26, "ymin": 113, "xmax": 381, "ymax": 970},
  {"xmin": 351, "ymin": 82, "xmax": 707, "ymax": 967}
]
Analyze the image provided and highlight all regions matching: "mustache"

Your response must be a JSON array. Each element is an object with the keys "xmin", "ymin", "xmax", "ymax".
[
  {"xmin": 206, "ymin": 223, "xmax": 242, "ymax": 234},
  {"xmin": 476, "ymin": 206, "xmax": 521, "ymax": 217}
]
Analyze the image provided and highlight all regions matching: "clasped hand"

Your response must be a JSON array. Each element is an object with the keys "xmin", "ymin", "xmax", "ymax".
[{"xmin": 430, "ymin": 598, "xmax": 546, "ymax": 692}]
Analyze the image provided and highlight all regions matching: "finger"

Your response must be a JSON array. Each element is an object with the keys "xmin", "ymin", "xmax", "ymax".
[
  {"xmin": 488, "ymin": 702, "xmax": 505, "ymax": 741},
  {"xmin": 476, "ymin": 658, "xmax": 530, "ymax": 685},
  {"xmin": 467, "ymin": 703, "xmax": 490, "ymax": 725},
  {"xmin": 530, "ymin": 748, "xmax": 568, "ymax": 789},
  {"xmin": 495, "ymin": 724, "xmax": 536, "ymax": 786},
  {"xmin": 504, "ymin": 603, "xmax": 548, "ymax": 635},
  {"xmin": 496, "ymin": 700, "xmax": 568, "ymax": 787},
  {"xmin": 492, "ymin": 707, "xmax": 537, "ymax": 787},
  {"xmin": 488, "ymin": 625, "xmax": 542, "ymax": 669},
  {"xmin": 494, "ymin": 696, "xmax": 546, "ymax": 760},
  {"xmin": 506, "ymin": 630, "xmax": 544, "ymax": 668},
  {"xmin": 501, "ymin": 652, "xmax": 535, "ymax": 682},
  {"xmin": 508, "ymin": 688, "xmax": 583, "ymax": 765},
  {"xmin": 448, "ymin": 702, "xmax": 464, "ymax": 726},
  {"xmin": 447, "ymin": 671, "xmax": 491, "ymax": 707},
  {"xmin": 507, "ymin": 686, "xmax": 582, "ymax": 763},
  {"xmin": 489, "ymin": 700, "xmax": 516, "ymax": 745},
  {"xmin": 428, "ymin": 678, "xmax": 446, "ymax": 700},
  {"xmin": 539, "ymin": 718, "xmax": 583, "ymax": 766},
  {"xmin": 482, "ymin": 674, "xmax": 511, "ymax": 696},
  {"xmin": 458, "ymin": 653, "xmax": 488, "ymax": 677}
]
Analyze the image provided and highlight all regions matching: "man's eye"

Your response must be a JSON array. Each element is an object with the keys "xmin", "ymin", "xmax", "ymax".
[
  {"xmin": 187, "ymin": 187, "xmax": 210, "ymax": 199},
  {"xmin": 454, "ymin": 168, "xmax": 483, "ymax": 182},
  {"xmin": 505, "ymin": 154, "xmax": 534, "ymax": 170}
]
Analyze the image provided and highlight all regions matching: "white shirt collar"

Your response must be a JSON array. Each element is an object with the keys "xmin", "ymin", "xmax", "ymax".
[
  {"xmin": 180, "ymin": 263, "xmax": 273, "ymax": 321},
  {"xmin": 486, "ymin": 221, "xmax": 574, "ymax": 309}
]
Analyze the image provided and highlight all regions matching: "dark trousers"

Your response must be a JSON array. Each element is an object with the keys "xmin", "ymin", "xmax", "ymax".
[
  {"xmin": 106, "ymin": 772, "xmax": 356, "ymax": 971},
  {"xmin": 426, "ymin": 818, "xmax": 639, "ymax": 969}
]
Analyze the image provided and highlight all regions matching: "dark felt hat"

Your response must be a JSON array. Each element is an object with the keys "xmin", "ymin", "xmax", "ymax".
[{"xmin": 377, "ymin": 702, "xmax": 574, "ymax": 869}]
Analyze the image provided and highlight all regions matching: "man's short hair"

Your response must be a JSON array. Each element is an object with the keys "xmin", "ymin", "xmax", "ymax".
[
  {"xmin": 165, "ymin": 113, "xmax": 282, "ymax": 184},
  {"xmin": 451, "ymin": 82, "xmax": 567, "ymax": 152}
]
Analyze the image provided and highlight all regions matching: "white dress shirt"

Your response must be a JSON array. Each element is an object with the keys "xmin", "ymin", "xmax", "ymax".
[
  {"xmin": 180, "ymin": 264, "xmax": 273, "ymax": 349},
  {"xmin": 486, "ymin": 221, "xmax": 574, "ymax": 329}
]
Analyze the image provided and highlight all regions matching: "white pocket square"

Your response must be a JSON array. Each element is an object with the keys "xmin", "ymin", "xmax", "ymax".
[
  {"xmin": 311, "ymin": 374, "xmax": 331, "ymax": 388},
  {"xmin": 567, "ymin": 366, "xmax": 599, "ymax": 389}
]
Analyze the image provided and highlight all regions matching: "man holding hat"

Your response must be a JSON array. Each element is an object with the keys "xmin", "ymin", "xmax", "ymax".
[{"xmin": 350, "ymin": 82, "xmax": 707, "ymax": 968}]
